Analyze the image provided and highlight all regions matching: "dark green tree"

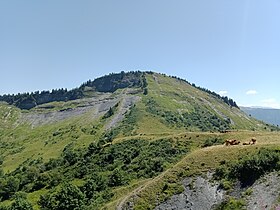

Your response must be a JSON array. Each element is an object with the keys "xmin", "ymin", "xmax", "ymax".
[
  {"xmin": 39, "ymin": 183, "xmax": 85, "ymax": 210},
  {"xmin": 54, "ymin": 183, "xmax": 85, "ymax": 210},
  {"xmin": 109, "ymin": 168, "xmax": 126, "ymax": 187}
]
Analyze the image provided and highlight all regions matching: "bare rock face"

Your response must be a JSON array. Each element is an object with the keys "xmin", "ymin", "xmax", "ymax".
[
  {"xmin": 246, "ymin": 172, "xmax": 280, "ymax": 210},
  {"xmin": 20, "ymin": 91, "xmax": 141, "ymax": 128},
  {"xmin": 20, "ymin": 94, "xmax": 116, "ymax": 127},
  {"xmin": 155, "ymin": 173, "xmax": 225, "ymax": 210},
  {"xmin": 105, "ymin": 95, "xmax": 140, "ymax": 130},
  {"xmin": 154, "ymin": 171, "xmax": 280, "ymax": 210}
]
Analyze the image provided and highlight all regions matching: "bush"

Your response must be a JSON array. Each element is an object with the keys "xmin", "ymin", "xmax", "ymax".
[
  {"xmin": 243, "ymin": 188, "xmax": 253, "ymax": 196},
  {"xmin": 0, "ymin": 176, "xmax": 20, "ymax": 200},
  {"xmin": 229, "ymin": 149, "xmax": 280, "ymax": 186},
  {"xmin": 39, "ymin": 183, "xmax": 85, "ymax": 210},
  {"xmin": 215, "ymin": 197, "xmax": 245, "ymax": 210},
  {"xmin": 109, "ymin": 168, "xmax": 127, "ymax": 187},
  {"xmin": 10, "ymin": 196, "xmax": 33, "ymax": 210},
  {"xmin": 214, "ymin": 148, "xmax": 280, "ymax": 187},
  {"xmin": 220, "ymin": 179, "xmax": 232, "ymax": 190}
]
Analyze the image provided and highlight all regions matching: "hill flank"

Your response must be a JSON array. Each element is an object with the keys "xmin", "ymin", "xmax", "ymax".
[{"xmin": 0, "ymin": 71, "xmax": 279, "ymax": 209}]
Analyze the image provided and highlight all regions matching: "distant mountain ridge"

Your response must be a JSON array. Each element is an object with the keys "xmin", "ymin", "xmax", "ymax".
[{"xmin": 241, "ymin": 106, "xmax": 280, "ymax": 126}]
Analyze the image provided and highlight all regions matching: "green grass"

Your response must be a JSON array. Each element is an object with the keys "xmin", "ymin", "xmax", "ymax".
[
  {"xmin": 144, "ymin": 73, "xmax": 271, "ymax": 132},
  {"xmin": 0, "ymin": 107, "xmax": 105, "ymax": 172},
  {"xmin": 117, "ymin": 131, "xmax": 280, "ymax": 209},
  {"xmin": 1, "ymin": 72, "xmax": 279, "ymax": 209}
]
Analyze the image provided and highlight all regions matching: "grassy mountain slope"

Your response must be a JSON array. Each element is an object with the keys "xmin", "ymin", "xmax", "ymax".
[
  {"xmin": 141, "ymin": 73, "xmax": 270, "ymax": 131},
  {"xmin": 115, "ymin": 131, "xmax": 280, "ymax": 210},
  {"xmin": 0, "ymin": 71, "xmax": 279, "ymax": 209}
]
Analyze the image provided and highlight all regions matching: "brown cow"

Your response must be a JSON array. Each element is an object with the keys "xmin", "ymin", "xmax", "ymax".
[
  {"xmin": 232, "ymin": 140, "xmax": 241, "ymax": 145},
  {"xmin": 225, "ymin": 139, "xmax": 240, "ymax": 146},
  {"xmin": 225, "ymin": 139, "xmax": 231, "ymax": 146},
  {"xmin": 250, "ymin": 138, "xmax": 257, "ymax": 145},
  {"xmin": 242, "ymin": 138, "xmax": 257, "ymax": 146}
]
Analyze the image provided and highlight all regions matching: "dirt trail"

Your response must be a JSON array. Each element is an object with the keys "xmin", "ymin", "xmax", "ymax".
[
  {"xmin": 116, "ymin": 141, "xmax": 280, "ymax": 210},
  {"xmin": 116, "ymin": 163, "xmax": 177, "ymax": 210},
  {"xmin": 116, "ymin": 145, "xmax": 221, "ymax": 210},
  {"xmin": 116, "ymin": 183, "xmax": 148, "ymax": 210}
]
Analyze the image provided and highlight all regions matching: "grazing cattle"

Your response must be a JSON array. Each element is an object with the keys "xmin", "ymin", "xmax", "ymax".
[
  {"xmin": 225, "ymin": 139, "xmax": 240, "ymax": 146},
  {"xmin": 250, "ymin": 138, "xmax": 257, "ymax": 145},
  {"xmin": 225, "ymin": 140, "xmax": 230, "ymax": 146},
  {"xmin": 242, "ymin": 138, "xmax": 257, "ymax": 146},
  {"xmin": 233, "ymin": 140, "xmax": 241, "ymax": 145}
]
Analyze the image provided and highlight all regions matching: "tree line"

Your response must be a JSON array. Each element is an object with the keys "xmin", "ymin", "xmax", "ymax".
[
  {"xmin": 0, "ymin": 71, "xmax": 238, "ymax": 110},
  {"xmin": 0, "ymin": 71, "xmax": 145, "ymax": 110}
]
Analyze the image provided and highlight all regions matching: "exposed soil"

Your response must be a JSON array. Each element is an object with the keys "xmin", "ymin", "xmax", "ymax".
[
  {"xmin": 105, "ymin": 95, "xmax": 140, "ymax": 130},
  {"xmin": 155, "ymin": 172, "xmax": 225, "ymax": 210},
  {"xmin": 246, "ymin": 171, "xmax": 280, "ymax": 210},
  {"xmin": 154, "ymin": 171, "xmax": 280, "ymax": 210},
  {"xmin": 20, "ymin": 92, "xmax": 140, "ymax": 128}
]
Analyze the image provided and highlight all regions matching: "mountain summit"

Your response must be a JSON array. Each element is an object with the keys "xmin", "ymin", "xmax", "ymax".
[
  {"xmin": 0, "ymin": 71, "xmax": 278, "ymax": 209},
  {"xmin": 0, "ymin": 71, "xmax": 266, "ymax": 131}
]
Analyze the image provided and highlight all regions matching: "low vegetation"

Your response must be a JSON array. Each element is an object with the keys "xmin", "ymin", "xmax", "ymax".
[
  {"xmin": 0, "ymin": 71, "xmax": 279, "ymax": 209},
  {"xmin": 214, "ymin": 197, "xmax": 246, "ymax": 210},
  {"xmin": 144, "ymin": 97, "xmax": 231, "ymax": 132},
  {"xmin": 214, "ymin": 148, "xmax": 280, "ymax": 187},
  {"xmin": 0, "ymin": 135, "xmax": 193, "ymax": 209}
]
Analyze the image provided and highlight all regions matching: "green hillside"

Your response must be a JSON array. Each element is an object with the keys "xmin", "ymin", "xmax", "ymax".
[{"xmin": 0, "ymin": 71, "xmax": 279, "ymax": 210}]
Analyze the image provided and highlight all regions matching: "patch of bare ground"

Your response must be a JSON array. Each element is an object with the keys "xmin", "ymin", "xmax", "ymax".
[{"xmin": 20, "ymin": 92, "xmax": 140, "ymax": 127}]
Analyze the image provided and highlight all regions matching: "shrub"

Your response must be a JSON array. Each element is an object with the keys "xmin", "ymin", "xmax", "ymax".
[
  {"xmin": 10, "ymin": 196, "xmax": 33, "ymax": 210},
  {"xmin": 220, "ymin": 179, "xmax": 232, "ymax": 190},
  {"xmin": 109, "ymin": 168, "xmax": 127, "ymax": 187},
  {"xmin": 215, "ymin": 197, "xmax": 246, "ymax": 210},
  {"xmin": 39, "ymin": 183, "xmax": 85, "ymax": 210},
  {"xmin": 214, "ymin": 148, "xmax": 280, "ymax": 187}
]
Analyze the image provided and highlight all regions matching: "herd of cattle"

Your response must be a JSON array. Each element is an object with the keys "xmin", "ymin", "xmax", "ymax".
[{"xmin": 225, "ymin": 138, "xmax": 257, "ymax": 146}]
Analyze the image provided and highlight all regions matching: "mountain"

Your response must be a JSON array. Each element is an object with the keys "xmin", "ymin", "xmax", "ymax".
[
  {"xmin": 0, "ymin": 71, "xmax": 279, "ymax": 210},
  {"xmin": 241, "ymin": 106, "xmax": 280, "ymax": 126}
]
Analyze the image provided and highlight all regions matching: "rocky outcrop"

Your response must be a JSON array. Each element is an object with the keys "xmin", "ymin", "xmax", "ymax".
[
  {"xmin": 154, "ymin": 171, "xmax": 280, "ymax": 210},
  {"xmin": 155, "ymin": 173, "xmax": 225, "ymax": 210},
  {"xmin": 246, "ymin": 172, "xmax": 280, "ymax": 210},
  {"xmin": 105, "ymin": 95, "xmax": 140, "ymax": 130}
]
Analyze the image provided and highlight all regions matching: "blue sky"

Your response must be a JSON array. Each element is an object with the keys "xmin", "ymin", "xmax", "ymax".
[{"xmin": 0, "ymin": 0, "xmax": 280, "ymax": 108}]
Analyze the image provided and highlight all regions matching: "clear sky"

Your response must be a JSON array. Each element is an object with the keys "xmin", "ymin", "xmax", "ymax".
[{"xmin": 1, "ymin": 0, "xmax": 280, "ymax": 108}]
